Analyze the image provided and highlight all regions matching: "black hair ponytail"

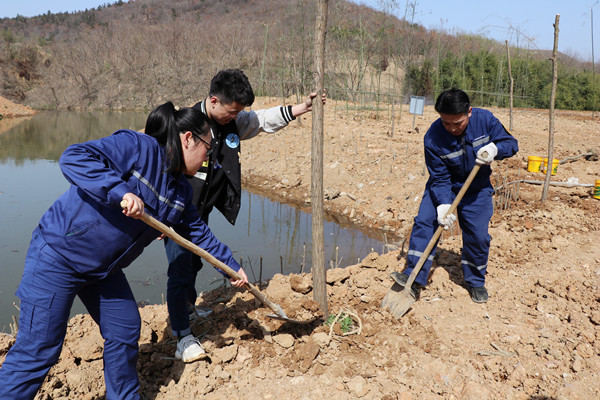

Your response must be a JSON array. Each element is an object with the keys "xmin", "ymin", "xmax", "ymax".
[{"xmin": 145, "ymin": 101, "xmax": 211, "ymax": 175}]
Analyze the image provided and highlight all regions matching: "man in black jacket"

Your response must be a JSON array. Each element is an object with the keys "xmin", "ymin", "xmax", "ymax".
[{"xmin": 166, "ymin": 69, "xmax": 325, "ymax": 362}]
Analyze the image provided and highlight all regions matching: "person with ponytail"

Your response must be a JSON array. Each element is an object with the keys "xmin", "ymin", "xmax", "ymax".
[{"xmin": 0, "ymin": 101, "xmax": 248, "ymax": 400}]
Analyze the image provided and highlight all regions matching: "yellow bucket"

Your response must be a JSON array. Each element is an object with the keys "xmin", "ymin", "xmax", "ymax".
[
  {"xmin": 527, "ymin": 156, "xmax": 543, "ymax": 173},
  {"xmin": 593, "ymin": 179, "xmax": 600, "ymax": 200},
  {"xmin": 542, "ymin": 158, "xmax": 559, "ymax": 176}
]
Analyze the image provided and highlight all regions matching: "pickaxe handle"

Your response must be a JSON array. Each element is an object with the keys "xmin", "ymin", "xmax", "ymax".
[{"xmin": 120, "ymin": 200, "xmax": 288, "ymax": 318}]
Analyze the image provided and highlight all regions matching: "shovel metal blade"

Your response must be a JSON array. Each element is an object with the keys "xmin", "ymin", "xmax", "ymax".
[{"xmin": 381, "ymin": 282, "xmax": 416, "ymax": 319}]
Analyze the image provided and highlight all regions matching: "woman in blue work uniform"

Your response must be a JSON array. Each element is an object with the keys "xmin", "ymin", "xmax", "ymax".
[{"xmin": 0, "ymin": 102, "xmax": 249, "ymax": 400}]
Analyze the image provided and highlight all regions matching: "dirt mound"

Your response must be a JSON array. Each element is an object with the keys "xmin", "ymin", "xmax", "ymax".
[
  {"xmin": 2, "ymin": 244, "xmax": 598, "ymax": 399},
  {"xmin": 0, "ymin": 96, "xmax": 37, "ymax": 119},
  {"xmin": 1, "ymin": 100, "xmax": 600, "ymax": 399}
]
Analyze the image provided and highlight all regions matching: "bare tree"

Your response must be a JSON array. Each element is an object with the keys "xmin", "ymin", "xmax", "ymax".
[
  {"xmin": 541, "ymin": 15, "xmax": 560, "ymax": 202},
  {"xmin": 506, "ymin": 40, "xmax": 514, "ymax": 131}
]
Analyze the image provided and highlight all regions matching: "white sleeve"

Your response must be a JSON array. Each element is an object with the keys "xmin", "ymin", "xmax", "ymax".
[{"xmin": 235, "ymin": 105, "xmax": 295, "ymax": 140}]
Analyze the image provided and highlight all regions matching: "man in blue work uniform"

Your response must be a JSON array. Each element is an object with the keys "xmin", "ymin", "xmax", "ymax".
[
  {"xmin": 165, "ymin": 69, "xmax": 326, "ymax": 362},
  {"xmin": 392, "ymin": 88, "xmax": 518, "ymax": 303}
]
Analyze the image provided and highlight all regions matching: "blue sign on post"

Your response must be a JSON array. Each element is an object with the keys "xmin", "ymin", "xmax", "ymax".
[{"xmin": 409, "ymin": 95, "xmax": 425, "ymax": 129}]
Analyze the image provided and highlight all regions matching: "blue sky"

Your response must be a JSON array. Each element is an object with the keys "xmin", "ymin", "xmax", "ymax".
[
  {"xmin": 1, "ymin": 1, "xmax": 111, "ymax": 19},
  {"xmin": 2, "ymin": 0, "xmax": 599, "ymax": 61},
  {"xmin": 351, "ymin": 0, "xmax": 600, "ymax": 61}
]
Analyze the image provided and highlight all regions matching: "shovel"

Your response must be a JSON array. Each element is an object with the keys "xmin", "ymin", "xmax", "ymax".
[
  {"xmin": 381, "ymin": 160, "xmax": 483, "ymax": 318},
  {"xmin": 121, "ymin": 200, "xmax": 304, "ymax": 323}
]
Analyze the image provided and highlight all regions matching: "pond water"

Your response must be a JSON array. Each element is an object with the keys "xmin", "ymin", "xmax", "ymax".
[{"xmin": 0, "ymin": 111, "xmax": 384, "ymax": 331}]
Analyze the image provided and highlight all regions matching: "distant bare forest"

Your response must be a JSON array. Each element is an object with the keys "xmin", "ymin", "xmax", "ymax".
[{"xmin": 1, "ymin": 0, "xmax": 598, "ymax": 111}]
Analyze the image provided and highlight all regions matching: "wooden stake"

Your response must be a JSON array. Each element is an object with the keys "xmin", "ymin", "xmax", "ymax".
[
  {"xmin": 542, "ymin": 14, "xmax": 560, "ymax": 202},
  {"xmin": 311, "ymin": 0, "xmax": 329, "ymax": 317}
]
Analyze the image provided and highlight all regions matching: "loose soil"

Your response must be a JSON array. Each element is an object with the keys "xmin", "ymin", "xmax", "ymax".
[
  {"xmin": 0, "ymin": 96, "xmax": 37, "ymax": 119},
  {"xmin": 1, "ymin": 96, "xmax": 599, "ymax": 400},
  {"xmin": 0, "ymin": 97, "xmax": 37, "ymax": 136}
]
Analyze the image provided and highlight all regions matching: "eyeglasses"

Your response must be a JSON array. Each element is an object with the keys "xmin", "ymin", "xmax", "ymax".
[
  {"xmin": 197, "ymin": 136, "xmax": 213, "ymax": 156},
  {"xmin": 217, "ymin": 98, "xmax": 241, "ymax": 117}
]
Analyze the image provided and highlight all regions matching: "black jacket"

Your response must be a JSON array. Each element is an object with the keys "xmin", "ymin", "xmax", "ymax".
[{"xmin": 189, "ymin": 99, "xmax": 296, "ymax": 224}]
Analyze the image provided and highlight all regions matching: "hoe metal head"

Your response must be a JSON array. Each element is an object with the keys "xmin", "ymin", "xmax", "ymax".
[
  {"xmin": 265, "ymin": 304, "xmax": 309, "ymax": 324},
  {"xmin": 264, "ymin": 303, "xmax": 318, "ymax": 324},
  {"xmin": 265, "ymin": 314, "xmax": 311, "ymax": 324}
]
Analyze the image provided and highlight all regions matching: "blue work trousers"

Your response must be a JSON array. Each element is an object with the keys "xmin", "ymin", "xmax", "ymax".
[
  {"xmin": 164, "ymin": 237, "xmax": 203, "ymax": 337},
  {"xmin": 404, "ymin": 187, "xmax": 494, "ymax": 288},
  {"xmin": 0, "ymin": 231, "xmax": 141, "ymax": 400}
]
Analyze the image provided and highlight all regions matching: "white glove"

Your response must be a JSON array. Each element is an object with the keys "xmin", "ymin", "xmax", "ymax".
[
  {"xmin": 476, "ymin": 142, "xmax": 498, "ymax": 165},
  {"xmin": 436, "ymin": 204, "xmax": 457, "ymax": 230}
]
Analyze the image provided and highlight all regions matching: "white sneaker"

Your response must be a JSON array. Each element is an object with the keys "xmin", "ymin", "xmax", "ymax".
[
  {"xmin": 189, "ymin": 305, "xmax": 213, "ymax": 320},
  {"xmin": 175, "ymin": 334, "xmax": 208, "ymax": 363}
]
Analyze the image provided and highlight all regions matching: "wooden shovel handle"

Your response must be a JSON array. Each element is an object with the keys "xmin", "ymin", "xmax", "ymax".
[
  {"xmin": 120, "ymin": 200, "xmax": 286, "ymax": 317},
  {"xmin": 404, "ymin": 162, "xmax": 483, "ymax": 289}
]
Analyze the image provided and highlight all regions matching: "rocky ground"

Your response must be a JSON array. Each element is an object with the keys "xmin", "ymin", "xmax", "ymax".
[{"xmin": 1, "ymin": 96, "xmax": 599, "ymax": 399}]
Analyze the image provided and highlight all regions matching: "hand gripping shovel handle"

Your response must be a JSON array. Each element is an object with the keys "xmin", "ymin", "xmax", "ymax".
[
  {"xmin": 120, "ymin": 200, "xmax": 289, "ymax": 320},
  {"xmin": 403, "ymin": 161, "xmax": 483, "ymax": 291}
]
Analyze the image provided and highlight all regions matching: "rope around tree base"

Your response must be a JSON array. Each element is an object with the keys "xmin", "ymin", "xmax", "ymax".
[{"xmin": 328, "ymin": 308, "xmax": 362, "ymax": 337}]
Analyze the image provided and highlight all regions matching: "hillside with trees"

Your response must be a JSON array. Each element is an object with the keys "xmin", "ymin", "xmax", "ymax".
[{"xmin": 1, "ymin": 0, "xmax": 598, "ymax": 111}]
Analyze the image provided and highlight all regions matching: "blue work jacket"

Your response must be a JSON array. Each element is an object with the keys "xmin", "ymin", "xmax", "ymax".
[
  {"xmin": 37, "ymin": 129, "xmax": 241, "ymax": 278},
  {"xmin": 424, "ymin": 108, "xmax": 519, "ymax": 205}
]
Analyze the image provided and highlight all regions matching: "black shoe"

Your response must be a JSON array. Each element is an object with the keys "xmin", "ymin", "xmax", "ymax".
[
  {"xmin": 468, "ymin": 286, "xmax": 489, "ymax": 303},
  {"xmin": 390, "ymin": 272, "xmax": 421, "ymax": 298}
]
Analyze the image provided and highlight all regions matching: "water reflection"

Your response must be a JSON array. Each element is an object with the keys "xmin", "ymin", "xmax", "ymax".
[
  {"xmin": 227, "ymin": 193, "xmax": 382, "ymax": 280},
  {"xmin": 0, "ymin": 110, "xmax": 147, "ymax": 162},
  {"xmin": 0, "ymin": 112, "xmax": 384, "ymax": 331}
]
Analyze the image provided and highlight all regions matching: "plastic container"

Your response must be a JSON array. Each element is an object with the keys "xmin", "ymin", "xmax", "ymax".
[
  {"xmin": 542, "ymin": 158, "xmax": 559, "ymax": 176},
  {"xmin": 527, "ymin": 156, "xmax": 543, "ymax": 173},
  {"xmin": 593, "ymin": 179, "xmax": 600, "ymax": 200}
]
